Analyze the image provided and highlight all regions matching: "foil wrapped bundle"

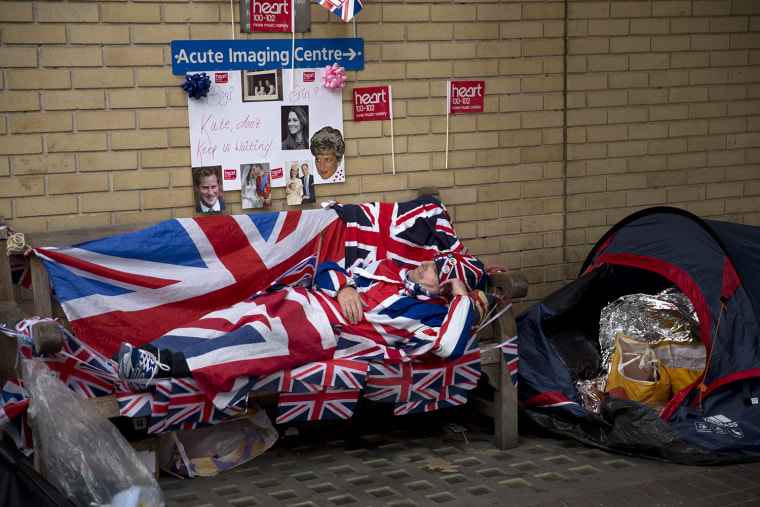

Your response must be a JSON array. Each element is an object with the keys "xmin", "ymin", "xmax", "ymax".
[
  {"xmin": 576, "ymin": 288, "xmax": 702, "ymax": 413},
  {"xmin": 598, "ymin": 288, "xmax": 700, "ymax": 374}
]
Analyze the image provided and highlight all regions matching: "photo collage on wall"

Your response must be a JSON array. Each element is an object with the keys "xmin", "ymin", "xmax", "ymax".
[{"xmin": 188, "ymin": 68, "xmax": 344, "ymax": 211}]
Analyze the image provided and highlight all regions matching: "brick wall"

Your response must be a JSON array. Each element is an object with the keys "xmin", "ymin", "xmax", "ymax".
[{"xmin": 1, "ymin": 0, "xmax": 759, "ymax": 309}]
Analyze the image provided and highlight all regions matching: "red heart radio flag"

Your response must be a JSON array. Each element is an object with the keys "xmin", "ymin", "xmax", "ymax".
[
  {"xmin": 448, "ymin": 80, "xmax": 485, "ymax": 114},
  {"xmin": 250, "ymin": 0, "xmax": 293, "ymax": 32},
  {"xmin": 353, "ymin": 86, "xmax": 392, "ymax": 122}
]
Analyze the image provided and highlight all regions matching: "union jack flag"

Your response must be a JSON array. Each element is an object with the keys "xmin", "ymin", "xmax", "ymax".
[
  {"xmin": 334, "ymin": 330, "xmax": 392, "ymax": 361},
  {"xmin": 316, "ymin": 0, "xmax": 363, "ymax": 23},
  {"xmin": 114, "ymin": 390, "xmax": 154, "ymax": 419},
  {"xmin": 33, "ymin": 210, "xmax": 344, "ymax": 358},
  {"xmin": 253, "ymin": 367, "xmax": 320, "ymax": 394},
  {"xmin": 41, "ymin": 327, "xmax": 120, "ymax": 399},
  {"xmin": 287, "ymin": 358, "xmax": 369, "ymax": 390},
  {"xmin": 9, "ymin": 254, "xmax": 31, "ymax": 289},
  {"xmin": 335, "ymin": 195, "xmax": 465, "ymax": 268},
  {"xmin": 253, "ymin": 358, "xmax": 368, "ymax": 394},
  {"xmin": 0, "ymin": 378, "xmax": 32, "ymax": 456},
  {"xmin": 160, "ymin": 287, "xmax": 340, "ymax": 408},
  {"xmin": 148, "ymin": 377, "xmax": 246, "ymax": 434},
  {"xmin": 276, "ymin": 386, "xmax": 360, "ymax": 423},
  {"xmin": 394, "ymin": 387, "xmax": 469, "ymax": 416},
  {"xmin": 408, "ymin": 341, "xmax": 481, "ymax": 401},
  {"xmin": 364, "ymin": 361, "xmax": 413, "ymax": 403},
  {"xmin": 501, "ymin": 333, "xmax": 519, "ymax": 389}
]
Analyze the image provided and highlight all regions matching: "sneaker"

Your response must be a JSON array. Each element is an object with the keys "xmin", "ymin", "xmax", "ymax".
[{"xmin": 117, "ymin": 342, "xmax": 170, "ymax": 388}]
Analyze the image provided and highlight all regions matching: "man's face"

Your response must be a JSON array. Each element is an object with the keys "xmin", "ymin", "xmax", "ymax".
[
  {"xmin": 301, "ymin": 165, "xmax": 309, "ymax": 177},
  {"xmin": 407, "ymin": 260, "xmax": 440, "ymax": 295},
  {"xmin": 195, "ymin": 174, "xmax": 219, "ymax": 208}
]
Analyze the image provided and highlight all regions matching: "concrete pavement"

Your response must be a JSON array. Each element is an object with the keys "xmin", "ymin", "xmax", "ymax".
[{"xmin": 157, "ymin": 405, "xmax": 760, "ymax": 506}]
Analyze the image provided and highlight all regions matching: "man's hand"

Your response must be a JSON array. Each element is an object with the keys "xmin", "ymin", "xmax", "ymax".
[
  {"xmin": 337, "ymin": 286, "xmax": 368, "ymax": 325},
  {"xmin": 439, "ymin": 278, "xmax": 468, "ymax": 298}
]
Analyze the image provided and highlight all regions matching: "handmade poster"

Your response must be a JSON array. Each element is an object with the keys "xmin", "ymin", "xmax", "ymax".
[
  {"xmin": 249, "ymin": 0, "xmax": 294, "ymax": 32},
  {"xmin": 447, "ymin": 80, "xmax": 485, "ymax": 114},
  {"xmin": 353, "ymin": 86, "xmax": 391, "ymax": 121},
  {"xmin": 188, "ymin": 69, "xmax": 345, "ymax": 192}
]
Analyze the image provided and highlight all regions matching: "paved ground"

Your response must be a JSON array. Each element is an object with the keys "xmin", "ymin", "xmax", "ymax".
[{"xmin": 157, "ymin": 405, "xmax": 760, "ymax": 507}]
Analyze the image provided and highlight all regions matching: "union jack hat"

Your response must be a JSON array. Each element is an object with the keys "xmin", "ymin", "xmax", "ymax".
[{"xmin": 433, "ymin": 252, "xmax": 486, "ymax": 291}]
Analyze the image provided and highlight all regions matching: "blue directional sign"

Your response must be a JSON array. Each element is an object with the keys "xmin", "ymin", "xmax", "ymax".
[{"xmin": 171, "ymin": 38, "xmax": 364, "ymax": 74}]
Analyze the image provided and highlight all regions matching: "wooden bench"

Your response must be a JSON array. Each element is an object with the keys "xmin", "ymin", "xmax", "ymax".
[{"xmin": 0, "ymin": 195, "xmax": 527, "ymax": 450}]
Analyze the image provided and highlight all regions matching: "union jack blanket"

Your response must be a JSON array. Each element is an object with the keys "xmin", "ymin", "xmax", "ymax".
[{"xmin": 0, "ymin": 196, "xmax": 501, "ymax": 441}]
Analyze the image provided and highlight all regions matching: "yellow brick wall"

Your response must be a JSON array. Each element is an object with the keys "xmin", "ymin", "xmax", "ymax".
[{"xmin": 1, "ymin": 0, "xmax": 759, "ymax": 309}]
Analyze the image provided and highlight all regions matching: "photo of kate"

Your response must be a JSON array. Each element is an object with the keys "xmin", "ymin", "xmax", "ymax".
[{"xmin": 281, "ymin": 105, "xmax": 309, "ymax": 150}]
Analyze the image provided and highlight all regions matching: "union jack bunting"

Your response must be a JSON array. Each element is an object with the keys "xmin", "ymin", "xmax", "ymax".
[
  {"xmin": 41, "ymin": 326, "xmax": 120, "ymax": 399},
  {"xmin": 252, "ymin": 358, "xmax": 368, "ymax": 394},
  {"xmin": 276, "ymin": 386, "xmax": 361, "ymax": 423},
  {"xmin": 405, "ymin": 339, "xmax": 481, "ymax": 402},
  {"xmin": 287, "ymin": 358, "xmax": 369, "ymax": 390},
  {"xmin": 394, "ymin": 387, "xmax": 469, "ymax": 416},
  {"xmin": 500, "ymin": 333, "xmax": 519, "ymax": 389},
  {"xmin": 9, "ymin": 254, "xmax": 31, "ymax": 289},
  {"xmin": 114, "ymin": 390, "xmax": 154, "ymax": 419},
  {"xmin": 316, "ymin": 0, "xmax": 363, "ymax": 23},
  {"xmin": 33, "ymin": 210, "xmax": 344, "ymax": 358},
  {"xmin": 0, "ymin": 378, "xmax": 32, "ymax": 456},
  {"xmin": 252, "ymin": 367, "xmax": 321, "ymax": 394},
  {"xmin": 364, "ymin": 361, "xmax": 414, "ymax": 403},
  {"xmin": 334, "ymin": 195, "xmax": 465, "ymax": 268},
  {"xmin": 148, "ymin": 377, "xmax": 246, "ymax": 434}
]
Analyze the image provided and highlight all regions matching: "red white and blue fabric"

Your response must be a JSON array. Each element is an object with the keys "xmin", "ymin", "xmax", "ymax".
[
  {"xmin": 276, "ymin": 386, "xmax": 361, "ymax": 423},
  {"xmin": 408, "ymin": 339, "xmax": 481, "ymax": 401},
  {"xmin": 253, "ymin": 365, "xmax": 323, "ymax": 394},
  {"xmin": 433, "ymin": 252, "xmax": 486, "ymax": 291},
  {"xmin": 151, "ymin": 286, "xmax": 341, "ymax": 409},
  {"xmin": 316, "ymin": 259, "xmax": 475, "ymax": 361},
  {"xmin": 501, "ymin": 333, "xmax": 519, "ymax": 389},
  {"xmin": 9, "ymin": 254, "xmax": 31, "ymax": 289},
  {"xmin": 277, "ymin": 358, "xmax": 369, "ymax": 390},
  {"xmin": 148, "ymin": 377, "xmax": 247, "ymax": 434},
  {"xmin": 363, "ymin": 337, "xmax": 480, "ymax": 404},
  {"xmin": 316, "ymin": 0, "xmax": 363, "ymax": 23},
  {"xmin": 333, "ymin": 194, "xmax": 465, "ymax": 269},
  {"xmin": 394, "ymin": 386, "xmax": 470, "ymax": 416},
  {"xmin": 0, "ymin": 378, "xmax": 33, "ymax": 456},
  {"xmin": 364, "ymin": 361, "xmax": 414, "ymax": 403},
  {"xmin": 32, "ymin": 210, "xmax": 344, "ymax": 358},
  {"xmin": 0, "ymin": 197, "xmax": 492, "ymax": 443}
]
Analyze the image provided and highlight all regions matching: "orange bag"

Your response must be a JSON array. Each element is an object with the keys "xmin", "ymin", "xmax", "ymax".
[{"xmin": 606, "ymin": 334, "xmax": 671, "ymax": 403}]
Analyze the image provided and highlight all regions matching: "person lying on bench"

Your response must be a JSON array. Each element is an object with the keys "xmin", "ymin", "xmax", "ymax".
[{"xmin": 116, "ymin": 252, "xmax": 490, "ymax": 388}]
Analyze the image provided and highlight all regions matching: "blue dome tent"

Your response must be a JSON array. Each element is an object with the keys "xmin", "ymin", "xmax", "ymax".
[{"xmin": 516, "ymin": 207, "xmax": 760, "ymax": 464}]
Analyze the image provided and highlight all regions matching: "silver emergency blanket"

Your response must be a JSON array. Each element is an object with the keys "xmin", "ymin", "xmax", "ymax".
[{"xmin": 577, "ymin": 288, "xmax": 702, "ymax": 412}]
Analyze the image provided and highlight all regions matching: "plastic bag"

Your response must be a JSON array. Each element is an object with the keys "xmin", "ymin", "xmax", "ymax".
[
  {"xmin": 605, "ymin": 334, "xmax": 671, "ymax": 404},
  {"xmin": 22, "ymin": 359, "xmax": 164, "ymax": 507},
  {"xmin": 651, "ymin": 340, "xmax": 705, "ymax": 394},
  {"xmin": 159, "ymin": 408, "xmax": 278, "ymax": 477}
]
